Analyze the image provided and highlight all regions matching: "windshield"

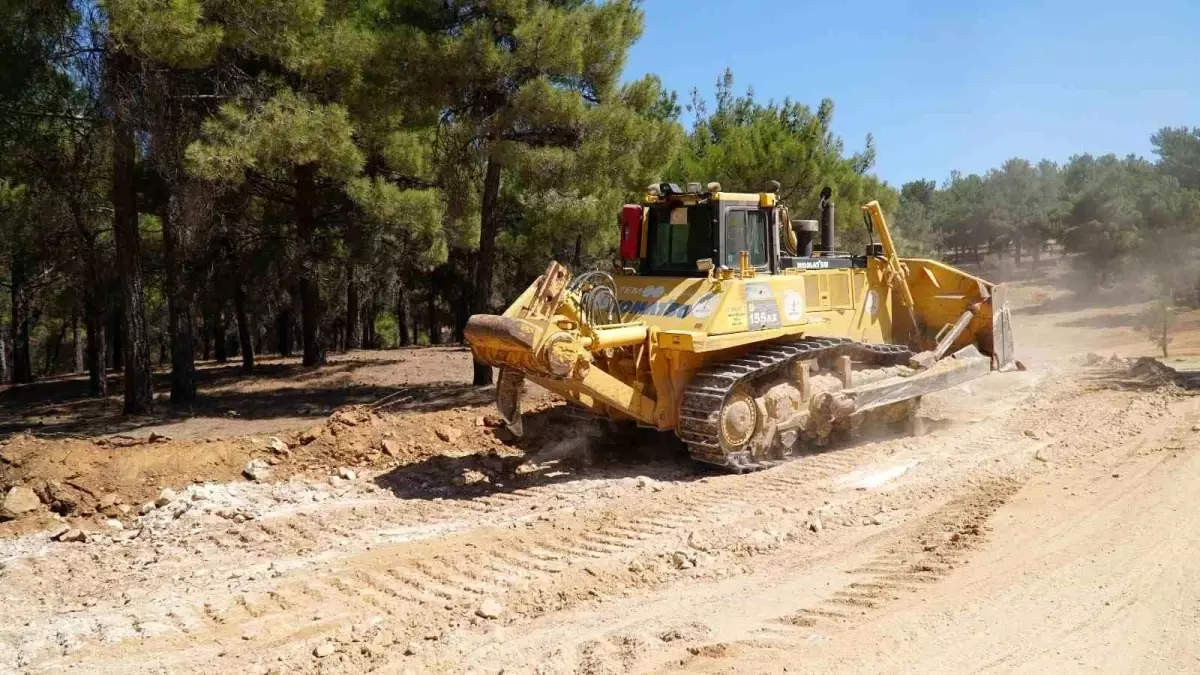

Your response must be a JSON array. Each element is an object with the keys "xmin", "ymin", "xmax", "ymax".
[
  {"xmin": 724, "ymin": 209, "xmax": 768, "ymax": 268},
  {"xmin": 645, "ymin": 204, "xmax": 715, "ymax": 274}
]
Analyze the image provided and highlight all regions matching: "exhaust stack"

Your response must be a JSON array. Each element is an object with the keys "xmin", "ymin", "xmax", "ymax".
[{"xmin": 819, "ymin": 186, "xmax": 835, "ymax": 254}]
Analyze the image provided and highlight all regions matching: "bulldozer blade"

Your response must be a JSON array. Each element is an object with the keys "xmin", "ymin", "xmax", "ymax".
[
  {"xmin": 847, "ymin": 345, "xmax": 992, "ymax": 414},
  {"xmin": 496, "ymin": 368, "xmax": 525, "ymax": 438},
  {"xmin": 991, "ymin": 283, "xmax": 1017, "ymax": 372}
]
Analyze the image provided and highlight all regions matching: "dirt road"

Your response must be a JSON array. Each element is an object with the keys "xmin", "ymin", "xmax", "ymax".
[{"xmin": 2, "ymin": 274, "xmax": 1198, "ymax": 674}]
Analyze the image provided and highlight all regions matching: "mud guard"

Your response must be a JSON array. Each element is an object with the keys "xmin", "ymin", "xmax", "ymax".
[
  {"xmin": 496, "ymin": 368, "xmax": 525, "ymax": 438},
  {"xmin": 991, "ymin": 283, "xmax": 1017, "ymax": 372}
]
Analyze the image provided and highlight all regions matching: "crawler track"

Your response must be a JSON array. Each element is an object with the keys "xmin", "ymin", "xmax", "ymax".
[{"xmin": 677, "ymin": 337, "xmax": 912, "ymax": 471}]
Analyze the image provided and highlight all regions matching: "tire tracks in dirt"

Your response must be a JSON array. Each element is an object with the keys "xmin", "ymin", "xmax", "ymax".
[{"xmin": 12, "ymin": 361, "xmax": 1189, "ymax": 674}]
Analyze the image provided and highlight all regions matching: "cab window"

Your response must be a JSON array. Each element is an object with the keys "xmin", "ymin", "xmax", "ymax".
[
  {"xmin": 724, "ymin": 209, "xmax": 768, "ymax": 268},
  {"xmin": 645, "ymin": 204, "xmax": 714, "ymax": 274}
]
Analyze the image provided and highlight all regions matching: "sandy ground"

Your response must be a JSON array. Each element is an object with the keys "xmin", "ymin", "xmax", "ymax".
[{"xmin": 1, "ymin": 263, "xmax": 1199, "ymax": 674}]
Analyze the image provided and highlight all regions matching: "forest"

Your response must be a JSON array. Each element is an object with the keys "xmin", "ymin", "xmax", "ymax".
[{"xmin": 2, "ymin": 0, "xmax": 1199, "ymax": 413}]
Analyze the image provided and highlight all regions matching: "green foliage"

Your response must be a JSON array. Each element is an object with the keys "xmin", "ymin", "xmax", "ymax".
[
  {"xmin": 671, "ymin": 70, "xmax": 895, "ymax": 251},
  {"xmin": 105, "ymin": 0, "xmax": 224, "ymax": 68},
  {"xmin": 187, "ymin": 91, "xmax": 364, "ymax": 182},
  {"xmin": 1151, "ymin": 127, "xmax": 1200, "ymax": 191}
]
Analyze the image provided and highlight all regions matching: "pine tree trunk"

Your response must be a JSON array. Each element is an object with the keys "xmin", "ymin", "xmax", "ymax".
[
  {"xmin": 396, "ymin": 283, "xmax": 410, "ymax": 347},
  {"xmin": 46, "ymin": 322, "xmax": 68, "ymax": 376},
  {"xmin": 84, "ymin": 290, "xmax": 107, "ymax": 396},
  {"xmin": 0, "ymin": 329, "xmax": 8, "ymax": 385},
  {"xmin": 234, "ymin": 284, "xmax": 254, "ymax": 373},
  {"xmin": 427, "ymin": 287, "xmax": 440, "ymax": 345},
  {"xmin": 472, "ymin": 155, "xmax": 502, "ymax": 385},
  {"xmin": 110, "ymin": 308, "xmax": 124, "ymax": 372},
  {"xmin": 160, "ymin": 182, "xmax": 196, "ymax": 404},
  {"xmin": 1032, "ymin": 240, "xmax": 1041, "ymax": 271},
  {"xmin": 454, "ymin": 289, "xmax": 468, "ymax": 344},
  {"xmin": 10, "ymin": 253, "xmax": 32, "ymax": 384},
  {"xmin": 345, "ymin": 263, "xmax": 359, "ymax": 351},
  {"xmin": 294, "ymin": 164, "xmax": 325, "ymax": 366},
  {"xmin": 1013, "ymin": 238, "xmax": 1022, "ymax": 265},
  {"xmin": 0, "ymin": 326, "xmax": 8, "ymax": 385},
  {"xmin": 73, "ymin": 311, "xmax": 83, "ymax": 373},
  {"xmin": 214, "ymin": 311, "xmax": 228, "ymax": 363},
  {"xmin": 573, "ymin": 233, "xmax": 583, "ymax": 269},
  {"xmin": 107, "ymin": 48, "xmax": 152, "ymax": 414},
  {"xmin": 276, "ymin": 306, "xmax": 293, "ymax": 356}
]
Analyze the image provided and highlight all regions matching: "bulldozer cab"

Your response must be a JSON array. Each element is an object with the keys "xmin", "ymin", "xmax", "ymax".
[
  {"xmin": 631, "ymin": 183, "xmax": 856, "ymax": 278},
  {"xmin": 635, "ymin": 183, "xmax": 778, "ymax": 277}
]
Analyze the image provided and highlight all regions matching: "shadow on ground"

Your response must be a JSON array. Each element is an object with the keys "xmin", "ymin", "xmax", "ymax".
[
  {"xmin": 0, "ymin": 354, "xmax": 483, "ymax": 438},
  {"xmin": 373, "ymin": 406, "xmax": 711, "ymax": 501}
]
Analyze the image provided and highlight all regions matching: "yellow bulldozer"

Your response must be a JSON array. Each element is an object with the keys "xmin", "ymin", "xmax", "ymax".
[{"xmin": 465, "ymin": 182, "xmax": 1016, "ymax": 471}]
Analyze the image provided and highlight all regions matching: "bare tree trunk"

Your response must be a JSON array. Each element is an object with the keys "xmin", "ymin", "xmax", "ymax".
[
  {"xmin": 234, "ymin": 284, "xmax": 253, "ymax": 373},
  {"xmin": 471, "ymin": 154, "xmax": 501, "ymax": 385},
  {"xmin": 10, "ymin": 253, "xmax": 32, "ymax": 384},
  {"xmin": 84, "ymin": 287, "xmax": 107, "ymax": 396},
  {"xmin": 1013, "ymin": 238, "xmax": 1022, "ymax": 266},
  {"xmin": 73, "ymin": 310, "xmax": 84, "ymax": 373},
  {"xmin": 0, "ymin": 326, "xmax": 8, "ymax": 384},
  {"xmin": 107, "ymin": 47, "xmax": 152, "ymax": 414},
  {"xmin": 276, "ymin": 304, "xmax": 293, "ymax": 356},
  {"xmin": 345, "ymin": 263, "xmax": 359, "ymax": 351},
  {"xmin": 213, "ymin": 310, "xmax": 228, "ymax": 363},
  {"xmin": 160, "ymin": 181, "xmax": 196, "ymax": 403},
  {"xmin": 454, "ymin": 288, "xmax": 468, "ymax": 344},
  {"xmin": 294, "ymin": 164, "xmax": 324, "ymax": 366},
  {"xmin": 427, "ymin": 286, "xmax": 440, "ymax": 345},
  {"xmin": 45, "ymin": 322, "xmax": 68, "ymax": 376},
  {"xmin": 396, "ymin": 283, "xmax": 410, "ymax": 347}
]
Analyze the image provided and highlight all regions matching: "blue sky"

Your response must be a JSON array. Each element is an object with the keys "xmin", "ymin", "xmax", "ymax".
[{"xmin": 624, "ymin": 0, "xmax": 1199, "ymax": 187}]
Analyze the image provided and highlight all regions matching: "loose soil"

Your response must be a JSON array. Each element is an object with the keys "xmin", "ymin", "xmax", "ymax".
[{"xmin": 1, "ymin": 261, "xmax": 1199, "ymax": 674}]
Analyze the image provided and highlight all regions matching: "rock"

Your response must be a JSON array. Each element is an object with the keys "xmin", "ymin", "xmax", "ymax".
[
  {"xmin": 1023, "ymin": 429, "xmax": 1040, "ymax": 439},
  {"xmin": 98, "ymin": 493, "xmax": 121, "ymax": 510},
  {"xmin": 404, "ymin": 642, "xmax": 420, "ymax": 656},
  {"xmin": 117, "ymin": 504, "xmax": 132, "ymax": 516},
  {"xmin": 635, "ymin": 476, "xmax": 654, "ymax": 489},
  {"xmin": 155, "ymin": 488, "xmax": 177, "ymax": 508},
  {"xmin": 476, "ymin": 598, "xmax": 504, "ymax": 619},
  {"xmin": 434, "ymin": 426, "xmax": 463, "ymax": 443},
  {"xmin": 40, "ymin": 481, "xmax": 86, "ymax": 516},
  {"xmin": 2, "ymin": 486, "xmax": 42, "ymax": 519},
  {"xmin": 243, "ymin": 459, "xmax": 272, "ymax": 482},
  {"xmin": 50, "ymin": 525, "xmax": 71, "ymax": 540},
  {"xmin": 474, "ymin": 416, "xmax": 487, "ymax": 427},
  {"xmin": 686, "ymin": 530, "xmax": 710, "ymax": 552},
  {"xmin": 267, "ymin": 437, "xmax": 290, "ymax": 454},
  {"xmin": 60, "ymin": 528, "xmax": 87, "ymax": 543},
  {"xmin": 299, "ymin": 427, "xmax": 323, "ymax": 445},
  {"xmin": 105, "ymin": 518, "xmax": 124, "ymax": 531},
  {"xmin": 807, "ymin": 518, "xmax": 823, "ymax": 533},
  {"xmin": 1112, "ymin": 472, "xmax": 1121, "ymax": 479},
  {"xmin": 1034, "ymin": 448, "xmax": 1050, "ymax": 462},
  {"xmin": 337, "ymin": 467, "xmax": 357, "ymax": 481},
  {"xmin": 670, "ymin": 550, "xmax": 695, "ymax": 569},
  {"xmin": 871, "ymin": 513, "xmax": 887, "ymax": 526},
  {"xmin": 148, "ymin": 432, "xmax": 171, "ymax": 443},
  {"xmin": 313, "ymin": 643, "xmax": 336, "ymax": 658},
  {"xmin": 380, "ymin": 438, "xmax": 402, "ymax": 458},
  {"xmin": 139, "ymin": 502, "xmax": 156, "ymax": 516}
]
